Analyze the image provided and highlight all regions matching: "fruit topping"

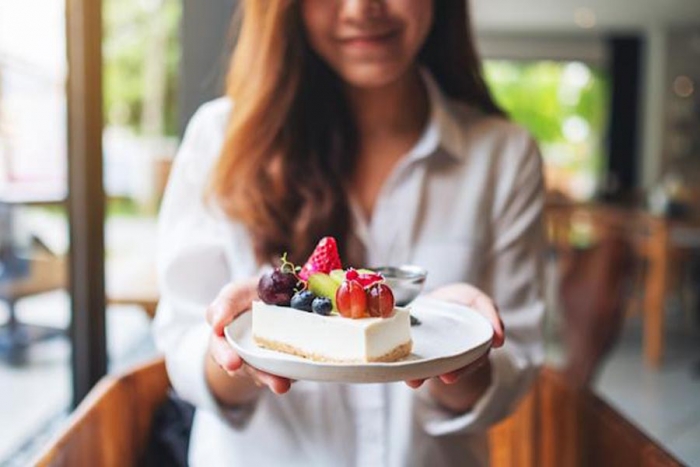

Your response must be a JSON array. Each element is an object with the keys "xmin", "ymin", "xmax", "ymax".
[
  {"xmin": 290, "ymin": 290, "xmax": 315, "ymax": 312},
  {"xmin": 258, "ymin": 269, "xmax": 298, "ymax": 306},
  {"xmin": 299, "ymin": 237, "xmax": 342, "ymax": 281},
  {"xmin": 345, "ymin": 268, "xmax": 359, "ymax": 281},
  {"xmin": 330, "ymin": 269, "xmax": 345, "ymax": 285},
  {"xmin": 355, "ymin": 271, "xmax": 384, "ymax": 288},
  {"xmin": 260, "ymin": 238, "xmax": 400, "ymax": 320},
  {"xmin": 336, "ymin": 280, "xmax": 368, "ymax": 319},
  {"xmin": 337, "ymin": 268, "xmax": 384, "ymax": 288},
  {"xmin": 367, "ymin": 283, "xmax": 395, "ymax": 318},
  {"xmin": 311, "ymin": 297, "xmax": 333, "ymax": 316},
  {"xmin": 356, "ymin": 268, "xmax": 376, "ymax": 275},
  {"xmin": 308, "ymin": 272, "xmax": 340, "ymax": 304}
]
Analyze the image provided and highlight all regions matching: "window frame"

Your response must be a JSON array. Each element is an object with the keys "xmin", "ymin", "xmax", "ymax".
[{"xmin": 66, "ymin": 0, "xmax": 107, "ymax": 407}]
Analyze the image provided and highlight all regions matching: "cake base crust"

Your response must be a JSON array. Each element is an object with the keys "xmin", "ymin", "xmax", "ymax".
[{"xmin": 253, "ymin": 335, "xmax": 413, "ymax": 363}]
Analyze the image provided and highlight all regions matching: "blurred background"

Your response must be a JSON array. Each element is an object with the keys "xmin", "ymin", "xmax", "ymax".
[{"xmin": 0, "ymin": 0, "xmax": 699, "ymax": 465}]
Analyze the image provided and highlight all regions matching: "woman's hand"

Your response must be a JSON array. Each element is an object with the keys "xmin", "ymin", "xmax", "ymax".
[
  {"xmin": 405, "ymin": 283, "xmax": 505, "ymax": 413},
  {"xmin": 205, "ymin": 279, "xmax": 293, "ymax": 405},
  {"xmin": 431, "ymin": 282, "xmax": 505, "ymax": 346}
]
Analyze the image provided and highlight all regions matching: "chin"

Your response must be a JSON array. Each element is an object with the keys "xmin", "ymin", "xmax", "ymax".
[{"xmin": 340, "ymin": 62, "xmax": 412, "ymax": 90}]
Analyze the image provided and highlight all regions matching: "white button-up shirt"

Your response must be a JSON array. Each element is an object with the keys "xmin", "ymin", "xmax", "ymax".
[{"xmin": 153, "ymin": 73, "xmax": 545, "ymax": 467}]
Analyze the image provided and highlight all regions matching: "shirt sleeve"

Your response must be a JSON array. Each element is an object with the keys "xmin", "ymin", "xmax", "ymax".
[
  {"xmin": 415, "ymin": 131, "xmax": 546, "ymax": 436},
  {"xmin": 152, "ymin": 99, "xmax": 256, "ymax": 422}
]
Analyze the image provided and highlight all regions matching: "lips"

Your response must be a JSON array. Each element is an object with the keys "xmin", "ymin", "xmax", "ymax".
[{"xmin": 338, "ymin": 30, "xmax": 400, "ymax": 49}]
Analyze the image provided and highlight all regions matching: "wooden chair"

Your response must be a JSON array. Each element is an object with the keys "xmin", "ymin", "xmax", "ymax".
[
  {"xmin": 34, "ymin": 358, "xmax": 680, "ymax": 467},
  {"xmin": 0, "ymin": 245, "xmax": 67, "ymax": 363},
  {"xmin": 0, "ymin": 249, "xmax": 66, "ymax": 306},
  {"xmin": 33, "ymin": 358, "xmax": 169, "ymax": 466},
  {"xmin": 489, "ymin": 368, "xmax": 681, "ymax": 467}
]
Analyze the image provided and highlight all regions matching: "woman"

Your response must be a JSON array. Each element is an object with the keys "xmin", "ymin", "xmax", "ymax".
[{"xmin": 154, "ymin": 0, "xmax": 544, "ymax": 465}]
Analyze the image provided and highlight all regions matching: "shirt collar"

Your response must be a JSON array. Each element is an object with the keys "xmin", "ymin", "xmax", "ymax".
[{"xmin": 406, "ymin": 69, "xmax": 476, "ymax": 163}]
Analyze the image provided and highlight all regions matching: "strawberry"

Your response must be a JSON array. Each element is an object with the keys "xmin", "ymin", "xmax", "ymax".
[{"xmin": 299, "ymin": 237, "xmax": 342, "ymax": 281}]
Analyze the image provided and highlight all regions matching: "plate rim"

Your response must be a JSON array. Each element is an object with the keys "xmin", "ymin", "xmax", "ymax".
[{"xmin": 224, "ymin": 298, "xmax": 493, "ymax": 382}]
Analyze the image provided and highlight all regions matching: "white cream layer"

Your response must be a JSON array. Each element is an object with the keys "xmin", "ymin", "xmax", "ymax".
[{"xmin": 251, "ymin": 300, "xmax": 412, "ymax": 362}]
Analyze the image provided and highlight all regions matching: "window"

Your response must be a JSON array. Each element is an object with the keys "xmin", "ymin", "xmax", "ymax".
[
  {"xmin": 0, "ymin": 1, "xmax": 71, "ymax": 460},
  {"xmin": 484, "ymin": 60, "xmax": 611, "ymax": 200},
  {"xmin": 0, "ymin": 0, "xmax": 182, "ymax": 461}
]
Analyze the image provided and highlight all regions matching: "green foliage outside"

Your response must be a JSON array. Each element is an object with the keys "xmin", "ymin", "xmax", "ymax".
[
  {"xmin": 103, "ymin": 0, "xmax": 181, "ymax": 137},
  {"xmin": 484, "ymin": 60, "xmax": 610, "ymax": 199}
]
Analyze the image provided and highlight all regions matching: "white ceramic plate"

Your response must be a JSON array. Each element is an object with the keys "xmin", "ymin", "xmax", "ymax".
[{"xmin": 224, "ymin": 296, "xmax": 493, "ymax": 384}]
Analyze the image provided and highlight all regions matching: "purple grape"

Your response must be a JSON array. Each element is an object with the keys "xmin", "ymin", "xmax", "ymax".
[{"xmin": 258, "ymin": 269, "xmax": 298, "ymax": 306}]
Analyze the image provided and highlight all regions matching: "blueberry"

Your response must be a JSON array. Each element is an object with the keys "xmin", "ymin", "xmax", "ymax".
[
  {"xmin": 291, "ymin": 290, "xmax": 315, "ymax": 312},
  {"xmin": 312, "ymin": 297, "xmax": 333, "ymax": 316}
]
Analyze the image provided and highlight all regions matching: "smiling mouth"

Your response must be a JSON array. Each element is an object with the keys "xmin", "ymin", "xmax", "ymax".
[{"xmin": 339, "ymin": 30, "xmax": 400, "ymax": 48}]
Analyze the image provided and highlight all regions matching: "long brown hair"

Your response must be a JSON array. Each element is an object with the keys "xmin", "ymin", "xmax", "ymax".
[{"xmin": 209, "ymin": 0, "xmax": 503, "ymax": 266}]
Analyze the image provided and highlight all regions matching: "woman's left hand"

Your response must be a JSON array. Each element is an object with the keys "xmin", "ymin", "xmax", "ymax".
[{"xmin": 405, "ymin": 283, "xmax": 505, "ymax": 389}]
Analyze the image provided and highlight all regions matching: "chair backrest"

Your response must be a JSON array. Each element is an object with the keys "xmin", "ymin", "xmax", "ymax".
[
  {"xmin": 33, "ymin": 358, "xmax": 169, "ymax": 467},
  {"xmin": 34, "ymin": 360, "xmax": 679, "ymax": 467},
  {"xmin": 489, "ymin": 368, "xmax": 681, "ymax": 467}
]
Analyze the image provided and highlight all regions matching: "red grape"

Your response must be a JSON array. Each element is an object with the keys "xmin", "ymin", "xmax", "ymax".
[
  {"xmin": 367, "ymin": 283, "xmax": 395, "ymax": 318},
  {"xmin": 336, "ymin": 280, "xmax": 368, "ymax": 319}
]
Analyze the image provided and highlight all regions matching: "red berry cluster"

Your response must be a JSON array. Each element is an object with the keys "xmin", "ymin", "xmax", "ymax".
[{"xmin": 336, "ymin": 270, "xmax": 395, "ymax": 319}]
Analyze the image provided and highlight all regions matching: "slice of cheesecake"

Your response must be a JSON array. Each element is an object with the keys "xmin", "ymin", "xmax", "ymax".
[{"xmin": 251, "ymin": 300, "xmax": 412, "ymax": 363}]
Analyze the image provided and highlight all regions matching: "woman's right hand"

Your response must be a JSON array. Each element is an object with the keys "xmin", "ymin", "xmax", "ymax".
[{"xmin": 206, "ymin": 278, "xmax": 293, "ymax": 396}]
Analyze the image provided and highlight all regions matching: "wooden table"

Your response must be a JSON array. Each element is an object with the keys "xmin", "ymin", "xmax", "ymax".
[
  {"xmin": 106, "ymin": 257, "xmax": 159, "ymax": 319},
  {"xmin": 641, "ymin": 214, "xmax": 700, "ymax": 367},
  {"xmin": 547, "ymin": 203, "xmax": 700, "ymax": 369},
  {"xmin": 0, "ymin": 181, "xmax": 67, "ymax": 206}
]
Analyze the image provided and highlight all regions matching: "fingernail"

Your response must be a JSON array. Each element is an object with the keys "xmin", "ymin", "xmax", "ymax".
[
  {"xmin": 271, "ymin": 383, "xmax": 286, "ymax": 395},
  {"xmin": 224, "ymin": 355, "xmax": 240, "ymax": 372},
  {"xmin": 440, "ymin": 373, "xmax": 457, "ymax": 385}
]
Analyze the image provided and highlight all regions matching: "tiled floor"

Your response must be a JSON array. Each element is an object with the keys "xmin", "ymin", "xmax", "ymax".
[{"xmin": 594, "ymin": 313, "xmax": 700, "ymax": 466}]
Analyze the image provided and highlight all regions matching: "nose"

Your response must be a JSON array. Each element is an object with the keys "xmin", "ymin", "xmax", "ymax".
[{"xmin": 340, "ymin": 0, "xmax": 386, "ymax": 21}]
